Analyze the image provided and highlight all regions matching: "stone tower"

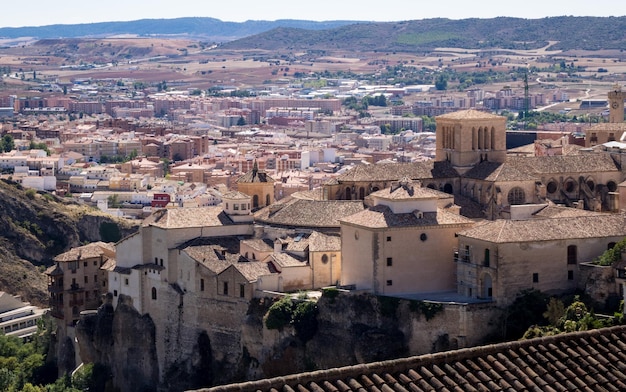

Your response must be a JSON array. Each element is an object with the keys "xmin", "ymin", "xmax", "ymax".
[
  {"xmin": 608, "ymin": 84, "xmax": 625, "ymax": 123},
  {"xmin": 435, "ymin": 109, "xmax": 507, "ymax": 174}
]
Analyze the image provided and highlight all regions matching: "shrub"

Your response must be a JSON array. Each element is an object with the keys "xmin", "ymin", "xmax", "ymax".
[
  {"xmin": 264, "ymin": 297, "xmax": 293, "ymax": 330},
  {"xmin": 25, "ymin": 188, "xmax": 36, "ymax": 199}
]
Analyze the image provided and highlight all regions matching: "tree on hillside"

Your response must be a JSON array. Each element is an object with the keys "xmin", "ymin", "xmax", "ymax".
[{"xmin": 1, "ymin": 134, "xmax": 15, "ymax": 152}]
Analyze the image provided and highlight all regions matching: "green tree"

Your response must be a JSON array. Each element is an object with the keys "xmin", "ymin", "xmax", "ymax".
[
  {"xmin": 435, "ymin": 74, "xmax": 448, "ymax": 90},
  {"xmin": 1, "ymin": 134, "xmax": 15, "ymax": 152}
]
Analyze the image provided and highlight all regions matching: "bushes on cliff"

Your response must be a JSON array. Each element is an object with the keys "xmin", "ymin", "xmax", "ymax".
[{"xmin": 264, "ymin": 296, "xmax": 319, "ymax": 342}]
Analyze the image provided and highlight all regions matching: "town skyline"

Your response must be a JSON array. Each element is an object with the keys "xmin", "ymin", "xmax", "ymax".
[{"xmin": 1, "ymin": 0, "xmax": 625, "ymax": 29}]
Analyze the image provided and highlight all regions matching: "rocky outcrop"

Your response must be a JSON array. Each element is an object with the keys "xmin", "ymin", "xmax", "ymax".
[
  {"xmin": 76, "ymin": 290, "xmax": 501, "ymax": 392},
  {"xmin": 0, "ymin": 179, "xmax": 139, "ymax": 305},
  {"xmin": 76, "ymin": 294, "xmax": 159, "ymax": 392}
]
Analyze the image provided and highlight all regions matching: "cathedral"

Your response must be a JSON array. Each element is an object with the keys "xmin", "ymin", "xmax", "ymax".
[{"xmin": 324, "ymin": 89, "xmax": 626, "ymax": 220}]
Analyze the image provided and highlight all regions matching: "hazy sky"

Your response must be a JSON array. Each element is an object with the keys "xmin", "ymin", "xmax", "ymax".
[{"xmin": 1, "ymin": 0, "xmax": 625, "ymax": 28}]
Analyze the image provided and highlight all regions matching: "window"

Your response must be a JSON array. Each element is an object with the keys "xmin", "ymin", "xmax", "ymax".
[
  {"xmin": 533, "ymin": 273, "xmax": 539, "ymax": 283},
  {"xmin": 85, "ymin": 291, "xmax": 90, "ymax": 300},
  {"xmin": 151, "ymin": 287, "xmax": 157, "ymax": 300},
  {"xmin": 234, "ymin": 204, "xmax": 239, "ymax": 210},
  {"xmin": 223, "ymin": 282, "xmax": 229, "ymax": 295},
  {"xmin": 386, "ymin": 236, "xmax": 391, "ymax": 242},
  {"xmin": 200, "ymin": 279, "xmax": 205, "ymax": 292},
  {"xmin": 84, "ymin": 276, "xmax": 88, "ymax": 284},
  {"xmin": 386, "ymin": 280, "xmax": 393, "ymax": 286},
  {"xmin": 507, "ymin": 187, "xmax": 525, "ymax": 205},
  {"xmin": 124, "ymin": 278, "xmax": 129, "ymax": 286},
  {"xmin": 160, "ymin": 259, "xmax": 163, "ymax": 266},
  {"xmin": 155, "ymin": 257, "xmax": 158, "ymax": 263},
  {"xmin": 225, "ymin": 202, "xmax": 229, "ymax": 209},
  {"xmin": 94, "ymin": 275, "xmax": 98, "ymax": 283},
  {"xmin": 567, "ymin": 245, "xmax": 577, "ymax": 265},
  {"xmin": 93, "ymin": 260, "xmax": 97, "ymax": 266},
  {"xmin": 83, "ymin": 261, "xmax": 88, "ymax": 267},
  {"xmin": 321, "ymin": 254, "xmax": 329, "ymax": 264},
  {"xmin": 568, "ymin": 270, "xmax": 574, "ymax": 280},
  {"xmin": 114, "ymin": 290, "xmax": 118, "ymax": 297},
  {"xmin": 386, "ymin": 257, "xmax": 393, "ymax": 267},
  {"xmin": 420, "ymin": 233, "xmax": 428, "ymax": 242},
  {"xmin": 240, "ymin": 203, "xmax": 246, "ymax": 210},
  {"xmin": 484, "ymin": 249, "xmax": 490, "ymax": 267},
  {"xmin": 240, "ymin": 284, "xmax": 245, "ymax": 298}
]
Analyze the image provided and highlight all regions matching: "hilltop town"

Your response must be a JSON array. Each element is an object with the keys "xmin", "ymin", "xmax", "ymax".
[{"xmin": 1, "ymin": 23, "xmax": 626, "ymax": 392}]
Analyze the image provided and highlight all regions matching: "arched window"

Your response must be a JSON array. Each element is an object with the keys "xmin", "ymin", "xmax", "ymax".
[
  {"xmin": 266, "ymin": 194, "xmax": 271, "ymax": 206},
  {"xmin": 443, "ymin": 183, "xmax": 453, "ymax": 194},
  {"xmin": 252, "ymin": 195, "xmax": 259, "ymax": 208},
  {"xmin": 359, "ymin": 187, "xmax": 365, "ymax": 200},
  {"xmin": 151, "ymin": 287, "xmax": 157, "ymax": 300},
  {"xmin": 345, "ymin": 187, "xmax": 352, "ymax": 200},
  {"xmin": 507, "ymin": 187, "xmax": 525, "ymax": 205},
  {"xmin": 567, "ymin": 245, "xmax": 577, "ymax": 265}
]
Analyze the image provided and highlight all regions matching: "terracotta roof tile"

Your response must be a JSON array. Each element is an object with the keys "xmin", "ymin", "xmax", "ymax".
[{"xmin": 195, "ymin": 326, "xmax": 626, "ymax": 392}]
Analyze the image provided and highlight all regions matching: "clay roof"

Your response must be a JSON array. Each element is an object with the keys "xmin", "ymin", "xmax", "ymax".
[
  {"xmin": 458, "ymin": 209, "xmax": 626, "ymax": 243},
  {"xmin": 236, "ymin": 168, "xmax": 275, "ymax": 184},
  {"xmin": 336, "ymin": 161, "xmax": 458, "ymax": 183},
  {"xmin": 587, "ymin": 122, "xmax": 626, "ymax": 132},
  {"xmin": 144, "ymin": 207, "xmax": 234, "ymax": 229},
  {"xmin": 340, "ymin": 206, "xmax": 475, "ymax": 229},
  {"xmin": 436, "ymin": 109, "xmax": 505, "ymax": 120},
  {"xmin": 506, "ymin": 154, "xmax": 619, "ymax": 175},
  {"xmin": 464, "ymin": 153, "xmax": 619, "ymax": 182},
  {"xmin": 222, "ymin": 191, "xmax": 250, "ymax": 200},
  {"xmin": 370, "ymin": 180, "xmax": 447, "ymax": 200},
  {"xmin": 254, "ymin": 198, "xmax": 365, "ymax": 229},
  {"xmin": 199, "ymin": 325, "xmax": 626, "ymax": 392},
  {"xmin": 53, "ymin": 241, "xmax": 115, "ymax": 262},
  {"xmin": 308, "ymin": 232, "xmax": 341, "ymax": 252},
  {"xmin": 463, "ymin": 161, "xmax": 536, "ymax": 182}
]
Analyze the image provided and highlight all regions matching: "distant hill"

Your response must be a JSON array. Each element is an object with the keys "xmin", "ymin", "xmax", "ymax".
[
  {"xmin": 1, "ymin": 16, "xmax": 625, "ymax": 54},
  {"xmin": 0, "ymin": 17, "xmax": 361, "ymax": 42},
  {"xmin": 221, "ymin": 16, "xmax": 626, "ymax": 52}
]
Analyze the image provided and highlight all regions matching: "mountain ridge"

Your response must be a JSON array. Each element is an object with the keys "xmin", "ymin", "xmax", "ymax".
[{"xmin": 2, "ymin": 16, "xmax": 625, "ymax": 52}]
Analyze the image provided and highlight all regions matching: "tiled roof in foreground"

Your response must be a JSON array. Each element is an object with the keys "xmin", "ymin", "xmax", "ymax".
[{"xmin": 197, "ymin": 325, "xmax": 626, "ymax": 392}]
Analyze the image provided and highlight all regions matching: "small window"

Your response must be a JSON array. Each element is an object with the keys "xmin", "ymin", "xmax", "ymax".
[
  {"xmin": 386, "ymin": 257, "xmax": 393, "ymax": 267},
  {"xmin": 533, "ymin": 273, "xmax": 539, "ymax": 283},
  {"xmin": 113, "ymin": 290, "xmax": 118, "ymax": 297},
  {"xmin": 85, "ymin": 291, "xmax": 90, "ymax": 300},
  {"xmin": 151, "ymin": 287, "xmax": 157, "ymax": 300},
  {"xmin": 155, "ymin": 257, "xmax": 158, "ymax": 263},
  {"xmin": 386, "ymin": 280, "xmax": 393, "ymax": 286},
  {"xmin": 240, "ymin": 284, "xmax": 245, "ymax": 298},
  {"xmin": 200, "ymin": 278, "xmax": 205, "ymax": 292},
  {"xmin": 84, "ymin": 276, "xmax": 88, "ymax": 284},
  {"xmin": 234, "ymin": 204, "xmax": 239, "ymax": 210},
  {"xmin": 94, "ymin": 275, "xmax": 98, "ymax": 282},
  {"xmin": 83, "ymin": 261, "xmax": 88, "ymax": 267},
  {"xmin": 567, "ymin": 245, "xmax": 577, "ymax": 265},
  {"xmin": 93, "ymin": 260, "xmax": 97, "ymax": 266},
  {"xmin": 321, "ymin": 254, "xmax": 329, "ymax": 264},
  {"xmin": 124, "ymin": 278, "xmax": 129, "ymax": 286},
  {"xmin": 420, "ymin": 233, "xmax": 428, "ymax": 242},
  {"xmin": 223, "ymin": 282, "xmax": 229, "ymax": 295},
  {"xmin": 386, "ymin": 236, "xmax": 391, "ymax": 242},
  {"xmin": 568, "ymin": 270, "xmax": 574, "ymax": 280},
  {"xmin": 160, "ymin": 259, "xmax": 163, "ymax": 266}
]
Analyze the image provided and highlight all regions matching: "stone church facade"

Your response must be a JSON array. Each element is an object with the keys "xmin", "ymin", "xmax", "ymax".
[{"xmin": 324, "ymin": 108, "xmax": 625, "ymax": 219}]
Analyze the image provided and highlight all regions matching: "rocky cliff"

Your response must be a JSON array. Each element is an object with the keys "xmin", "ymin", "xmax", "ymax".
[
  {"xmin": 0, "ymin": 179, "xmax": 139, "ymax": 305},
  {"xmin": 76, "ymin": 290, "xmax": 502, "ymax": 392}
]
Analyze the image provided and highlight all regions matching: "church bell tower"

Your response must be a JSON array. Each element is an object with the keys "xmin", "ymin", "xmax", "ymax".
[{"xmin": 608, "ymin": 84, "xmax": 625, "ymax": 123}]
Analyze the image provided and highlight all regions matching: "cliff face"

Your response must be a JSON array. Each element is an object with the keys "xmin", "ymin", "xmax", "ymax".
[
  {"xmin": 76, "ymin": 295, "xmax": 159, "ymax": 392},
  {"xmin": 0, "ymin": 179, "xmax": 139, "ymax": 305},
  {"xmin": 77, "ymin": 290, "xmax": 502, "ymax": 392}
]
